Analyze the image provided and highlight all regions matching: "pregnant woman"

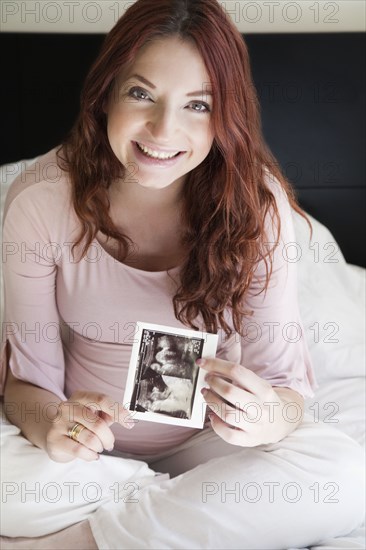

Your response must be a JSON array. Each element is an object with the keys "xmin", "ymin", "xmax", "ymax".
[{"xmin": 1, "ymin": 0, "xmax": 363, "ymax": 548}]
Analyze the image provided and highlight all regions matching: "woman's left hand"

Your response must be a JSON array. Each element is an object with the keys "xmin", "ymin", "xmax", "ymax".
[{"xmin": 198, "ymin": 358, "xmax": 303, "ymax": 447}]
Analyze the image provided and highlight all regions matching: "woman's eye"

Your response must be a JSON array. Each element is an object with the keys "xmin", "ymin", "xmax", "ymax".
[
  {"xmin": 189, "ymin": 102, "xmax": 211, "ymax": 114},
  {"xmin": 128, "ymin": 87, "xmax": 150, "ymax": 101},
  {"xmin": 126, "ymin": 87, "xmax": 210, "ymax": 113}
]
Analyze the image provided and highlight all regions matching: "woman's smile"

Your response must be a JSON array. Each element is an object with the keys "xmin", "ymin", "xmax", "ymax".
[
  {"xmin": 135, "ymin": 140, "xmax": 185, "ymax": 157},
  {"xmin": 132, "ymin": 140, "xmax": 187, "ymax": 167}
]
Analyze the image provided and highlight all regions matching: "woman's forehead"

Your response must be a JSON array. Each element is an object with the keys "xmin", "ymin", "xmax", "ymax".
[{"xmin": 114, "ymin": 36, "xmax": 211, "ymax": 84}]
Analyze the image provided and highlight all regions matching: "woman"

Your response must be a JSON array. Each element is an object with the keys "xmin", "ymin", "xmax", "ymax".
[{"xmin": 1, "ymin": 0, "xmax": 363, "ymax": 548}]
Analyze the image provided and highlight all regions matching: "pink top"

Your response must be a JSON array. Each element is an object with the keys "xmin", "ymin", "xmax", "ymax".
[{"xmin": 1, "ymin": 148, "xmax": 317, "ymax": 455}]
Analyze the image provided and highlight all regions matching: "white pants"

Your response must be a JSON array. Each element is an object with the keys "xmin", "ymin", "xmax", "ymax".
[{"xmin": 1, "ymin": 410, "xmax": 364, "ymax": 550}]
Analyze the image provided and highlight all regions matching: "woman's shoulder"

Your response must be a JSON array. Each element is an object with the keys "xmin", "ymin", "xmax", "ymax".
[
  {"xmin": 262, "ymin": 168, "xmax": 289, "ymax": 207},
  {"xmin": 246, "ymin": 167, "xmax": 298, "ymax": 276},
  {"xmin": 3, "ymin": 146, "xmax": 73, "ymax": 225},
  {"xmin": 262, "ymin": 167, "xmax": 294, "ymax": 233}
]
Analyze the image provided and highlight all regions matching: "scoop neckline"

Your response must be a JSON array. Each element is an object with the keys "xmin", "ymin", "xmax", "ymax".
[{"xmin": 93, "ymin": 237, "xmax": 182, "ymax": 276}]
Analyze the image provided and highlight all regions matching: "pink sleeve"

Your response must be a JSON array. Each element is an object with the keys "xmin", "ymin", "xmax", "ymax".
[
  {"xmin": 240, "ymin": 174, "xmax": 318, "ymax": 399},
  {"xmin": 1, "ymin": 186, "xmax": 67, "ymax": 401}
]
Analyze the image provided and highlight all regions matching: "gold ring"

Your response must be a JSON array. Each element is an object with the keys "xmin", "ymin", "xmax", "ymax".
[{"xmin": 68, "ymin": 423, "xmax": 85, "ymax": 442}]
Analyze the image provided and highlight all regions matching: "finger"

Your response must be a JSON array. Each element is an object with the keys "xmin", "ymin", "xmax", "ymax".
[
  {"xmin": 204, "ymin": 374, "xmax": 260, "ymax": 414},
  {"xmin": 70, "ymin": 391, "xmax": 135, "ymax": 429},
  {"xmin": 59, "ymin": 404, "xmax": 115, "ymax": 450},
  {"xmin": 98, "ymin": 409, "xmax": 137, "ymax": 430},
  {"xmin": 80, "ymin": 409, "xmax": 117, "ymax": 450},
  {"xmin": 61, "ymin": 435, "xmax": 101, "ymax": 461},
  {"xmin": 202, "ymin": 386, "xmax": 262, "ymax": 431},
  {"xmin": 198, "ymin": 358, "xmax": 271, "ymax": 397},
  {"xmin": 208, "ymin": 412, "xmax": 257, "ymax": 447},
  {"xmin": 67, "ymin": 425, "xmax": 107, "ymax": 454},
  {"xmin": 202, "ymin": 387, "xmax": 245, "ymax": 429}
]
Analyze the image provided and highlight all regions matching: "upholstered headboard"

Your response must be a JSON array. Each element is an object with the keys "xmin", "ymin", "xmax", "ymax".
[{"xmin": 1, "ymin": 32, "xmax": 364, "ymax": 266}]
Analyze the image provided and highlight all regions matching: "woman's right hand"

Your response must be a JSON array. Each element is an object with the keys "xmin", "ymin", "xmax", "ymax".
[{"xmin": 45, "ymin": 391, "xmax": 135, "ymax": 462}]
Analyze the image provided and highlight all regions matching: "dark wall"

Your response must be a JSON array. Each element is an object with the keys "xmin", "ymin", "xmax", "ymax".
[
  {"xmin": 1, "ymin": 32, "xmax": 365, "ymax": 266},
  {"xmin": 1, "ymin": 33, "xmax": 104, "ymax": 163},
  {"xmin": 245, "ymin": 34, "xmax": 365, "ymax": 268}
]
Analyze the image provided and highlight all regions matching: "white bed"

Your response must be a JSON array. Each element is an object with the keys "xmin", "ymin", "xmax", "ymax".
[{"xmin": 0, "ymin": 159, "xmax": 364, "ymax": 549}]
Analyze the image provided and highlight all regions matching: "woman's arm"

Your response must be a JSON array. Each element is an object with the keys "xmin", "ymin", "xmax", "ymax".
[
  {"xmin": 3, "ymin": 368, "xmax": 62, "ymax": 451},
  {"xmin": 198, "ymin": 176, "xmax": 314, "ymax": 447},
  {"xmin": 4, "ymin": 368, "xmax": 134, "ymax": 462},
  {"xmin": 240, "ymin": 174, "xmax": 317, "ymax": 400},
  {"xmin": 2, "ymin": 170, "xmax": 134, "ymax": 462}
]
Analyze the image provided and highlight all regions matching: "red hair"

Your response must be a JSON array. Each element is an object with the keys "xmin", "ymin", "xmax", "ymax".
[{"xmin": 57, "ymin": 0, "xmax": 310, "ymax": 336}]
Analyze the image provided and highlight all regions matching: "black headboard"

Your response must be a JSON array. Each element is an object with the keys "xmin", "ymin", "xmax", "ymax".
[{"xmin": 1, "ymin": 32, "xmax": 365, "ymax": 266}]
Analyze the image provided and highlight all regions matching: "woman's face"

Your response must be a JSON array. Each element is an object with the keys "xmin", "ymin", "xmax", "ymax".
[{"xmin": 105, "ymin": 36, "xmax": 215, "ymax": 191}]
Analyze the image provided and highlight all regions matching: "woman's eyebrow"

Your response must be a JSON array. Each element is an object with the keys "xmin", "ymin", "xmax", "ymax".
[{"xmin": 128, "ymin": 73, "xmax": 213, "ymax": 97}]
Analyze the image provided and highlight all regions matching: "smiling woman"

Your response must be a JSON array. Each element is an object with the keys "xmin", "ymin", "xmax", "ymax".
[
  {"xmin": 1, "ymin": 0, "xmax": 364, "ymax": 549},
  {"xmin": 104, "ymin": 36, "xmax": 214, "ymax": 191}
]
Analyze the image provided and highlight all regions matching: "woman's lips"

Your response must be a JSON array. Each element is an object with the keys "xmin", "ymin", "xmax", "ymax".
[
  {"xmin": 132, "ymin": 141, "xmax": 185, "ymax": 167},
  {"xmin": 136, "ymin": 140, "xmax": 183, "ymax": 155}
]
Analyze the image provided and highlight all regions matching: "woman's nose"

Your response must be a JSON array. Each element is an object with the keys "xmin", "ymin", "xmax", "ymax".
[{"xmin": 146, "ymin": 105, "xmax": 178, "ymax": 142}]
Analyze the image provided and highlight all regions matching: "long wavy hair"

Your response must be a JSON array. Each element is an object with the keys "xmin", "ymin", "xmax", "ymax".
[{"xmin": 57, "ymin": 0, "xmax": 309, "ymax": 337}]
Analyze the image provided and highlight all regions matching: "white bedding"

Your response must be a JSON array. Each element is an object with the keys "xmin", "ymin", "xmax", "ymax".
[
  {"xmin": 0, "ymin": 159, "xmax": 365, "ymax": 549},
  {"xmin": 292, "ymin": 212, "xmax": 365, "ymax": 549}
]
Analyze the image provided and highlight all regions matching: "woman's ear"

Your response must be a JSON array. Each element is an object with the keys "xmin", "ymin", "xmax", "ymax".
[{"xmin": 102, "ymin": 96, "xmax": 109, "ymax": 114}]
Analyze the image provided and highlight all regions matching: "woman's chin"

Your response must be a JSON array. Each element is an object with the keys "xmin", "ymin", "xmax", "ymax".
[{"xmin": 125, "ymin": 176, "xmax": 181, "ymax": 191}]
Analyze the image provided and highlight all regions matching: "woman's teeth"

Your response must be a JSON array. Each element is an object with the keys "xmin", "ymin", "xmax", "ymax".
[{"xmin": 136, "ymin": 142, "xmax": 180, "ymax": 160}]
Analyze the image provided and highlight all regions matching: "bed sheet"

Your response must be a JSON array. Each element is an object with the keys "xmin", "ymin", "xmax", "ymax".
[{"xmin": 0, "ymin": 160, "xmax": 364, "ymax": 549}]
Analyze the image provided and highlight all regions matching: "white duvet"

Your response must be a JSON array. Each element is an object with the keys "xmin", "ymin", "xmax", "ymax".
[{"xmin": 0, "ymin": 160, "xmax": 365, "ymax": 549}]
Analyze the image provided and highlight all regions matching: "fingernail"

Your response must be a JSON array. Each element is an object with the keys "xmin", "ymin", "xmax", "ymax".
[
  {"xmin": 125, "ymin": 422, "xmax": 135, "ymax": 430},
  {"xmin": 107, "ymin": 446, "xmax": 114, "ymax": 452},
  {"xmin": 196, "ymin": 358, "xmax": 205, "ymax": 366},
  {"xmin": 201, "ymin": 387, "xmax": 207, "ymax": 395}
]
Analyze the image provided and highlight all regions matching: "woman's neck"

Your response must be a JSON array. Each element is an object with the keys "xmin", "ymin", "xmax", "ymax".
[
  {"xmin": 109, "ymin": 174, "xmax": 186, "ymax": 214},
  {"xmin": 102, "ymin": 175, "xmax": 188, "ymax": 271}
]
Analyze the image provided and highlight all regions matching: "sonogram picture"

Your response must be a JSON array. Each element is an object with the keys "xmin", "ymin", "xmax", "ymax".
[{"xmin": 124, "ymin": 322, "xmax": 218, "ymax": 428}]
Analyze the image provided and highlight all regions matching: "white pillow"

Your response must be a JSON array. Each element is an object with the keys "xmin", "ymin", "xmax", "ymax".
[
  {"xmin": 293, "ymin": 211, "xmax": 365, "ymax": 446},
  {"xmin": 293, "ymin": 210, "xmax": 365, "ymax": 383}
]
